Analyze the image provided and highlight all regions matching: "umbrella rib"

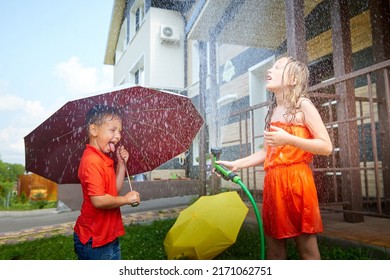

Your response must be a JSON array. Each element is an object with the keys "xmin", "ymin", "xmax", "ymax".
[
  {"xmin": 121, "ymin": 106, "xmax": 188, "ymax": 113},
  {"xmin": 47, "ymin": 114, "xmax": 85, "ymax": 119},
  {"xmin": 125, "ymin": 118, "xmax": 188, "ymax": 147},
  {"xmin": 59, "ymin": 136, "xmax": 88, "ymax": 183},
  {"xmin": 122, "ymin": 122, "xmax": 187, "ymax": 172},
  {"xmin": 48, "ymin": 127, "xmax": 84, "ymax": 143},
  {"xmin": 123, "ymin": 131, "xmax": 153, "ymax": 170}
]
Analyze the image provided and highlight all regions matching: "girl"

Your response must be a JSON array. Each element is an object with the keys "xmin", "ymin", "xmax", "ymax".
[{"xmin": 216, "ymin": 57, "xmax": 332, "ymax": 259}]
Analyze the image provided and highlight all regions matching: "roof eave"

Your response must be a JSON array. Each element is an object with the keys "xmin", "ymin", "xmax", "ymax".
[{"xmin": 104, "ymin": 0, "xmax": 126, "ymax": 65}]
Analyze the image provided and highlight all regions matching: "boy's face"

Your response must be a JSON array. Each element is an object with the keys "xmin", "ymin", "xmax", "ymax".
[{"xmin": 89, "ymin": 114, "xmax": 123, "ymax": 153}]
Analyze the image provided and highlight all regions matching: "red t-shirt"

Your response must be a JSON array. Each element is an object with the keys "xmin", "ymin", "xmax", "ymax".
[{"xmin": 74, "ymin": 144, "xmax": 125, "ymax": 248}]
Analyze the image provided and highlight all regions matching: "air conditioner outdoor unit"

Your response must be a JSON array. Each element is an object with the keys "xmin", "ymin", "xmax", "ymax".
[{"xmin": 160, "ymin": 25, "xmax": 180, "ymax": 44}]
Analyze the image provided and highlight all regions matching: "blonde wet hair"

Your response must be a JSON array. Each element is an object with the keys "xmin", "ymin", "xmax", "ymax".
[{"xmin": 265, "ymin": 56, "xmax": 310, "ymax": 129}]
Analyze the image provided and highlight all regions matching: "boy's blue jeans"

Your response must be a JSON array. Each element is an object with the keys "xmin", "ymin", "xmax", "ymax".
[{"xmin": 73, "ymin": 232, "xmax": 121, "ymax": 260}]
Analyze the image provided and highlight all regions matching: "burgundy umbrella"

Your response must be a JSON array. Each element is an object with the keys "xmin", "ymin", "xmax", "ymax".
[{"xmin": 24, "ymin": 85, "xmax": 204, "ymax": 184}]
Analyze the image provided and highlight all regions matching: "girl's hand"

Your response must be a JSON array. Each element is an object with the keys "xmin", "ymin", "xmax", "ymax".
[
  {"xmin": 213, "ymin": 160, "xmax": 238, "ymax": 180},
  {"xmin": 214, "ymin": 160, "xmax": 237, "ymax": 172},
  {"xmin": 116, "ymin": 145, "xmax": 129, "ymax": 164},
  {"xmin": 264, "ymin": 125, "xmax": 291, "ymax": 147}
]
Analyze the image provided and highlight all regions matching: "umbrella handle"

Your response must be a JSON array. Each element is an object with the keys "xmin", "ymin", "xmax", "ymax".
[
  {"xmin": 124, "ymin": 165, "xmax": 133, "ymax": 192},
  {"xmin": 125, "ymin": 165, "xmax": 139, "ymax": 207}
]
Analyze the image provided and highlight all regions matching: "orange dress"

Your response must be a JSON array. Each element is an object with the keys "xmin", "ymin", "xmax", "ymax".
[{"xmin": 262, "ymin": 122, "xmax": 323, "ymax": 239}]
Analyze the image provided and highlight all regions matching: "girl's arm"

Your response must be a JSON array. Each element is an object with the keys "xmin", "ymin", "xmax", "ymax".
[
  {"xmin": 216, "ymin": 147, "xmax": 267, "ymax": 172},
  {"xmin": 264, "ymin": 99, "xmax": 333, "ymax": 155}
]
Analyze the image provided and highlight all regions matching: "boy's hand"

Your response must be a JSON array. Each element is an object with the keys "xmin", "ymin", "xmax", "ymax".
[
  {"xmin": 116, "ymin": 145, "xmax": 129, "ymax": 164},
  {"xmin": 125, "ymin": 191, "xmax": 140, "ymax": 206}
]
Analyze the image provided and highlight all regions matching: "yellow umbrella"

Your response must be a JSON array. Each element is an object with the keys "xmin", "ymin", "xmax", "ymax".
[{"xmin": 164, "ymin": 191, "xmax": 248, "ymax": 260}]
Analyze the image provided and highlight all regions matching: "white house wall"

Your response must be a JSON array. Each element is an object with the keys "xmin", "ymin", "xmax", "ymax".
[
  {"xmin": 113, "ymin": 11, "xmax": 151, "ymax": 86},
  {"xmin": 113, "ymin": 7, "xmax": 184, "ymax": 90},
  {"xmin": 149, "ymin": 8, "xmax": 184, "ymax": 90}
]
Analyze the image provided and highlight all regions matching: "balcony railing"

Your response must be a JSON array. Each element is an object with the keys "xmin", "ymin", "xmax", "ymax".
[{"xmin": 221, "ymin": 59, "xmax": 390, "ymax": 218}]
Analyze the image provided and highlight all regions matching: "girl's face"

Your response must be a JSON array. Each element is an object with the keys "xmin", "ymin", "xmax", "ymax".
[
  {"xmin": 265, "ymin": 57, "xmax": 291, "ymax": 92},
  {"xmin": 89, "ymin": 115, "xmax": 122, "ymax": 154}
]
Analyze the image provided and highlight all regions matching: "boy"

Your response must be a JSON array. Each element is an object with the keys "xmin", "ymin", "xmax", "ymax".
[{"xmin": 73, "ymin": 104, "xmax": 140, "ymax": 260}]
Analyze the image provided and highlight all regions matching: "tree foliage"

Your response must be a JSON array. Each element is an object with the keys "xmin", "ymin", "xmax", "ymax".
[
  {"xmin": 0, "ymin": 158, "xmax": 25, "ymax": 194},
  {"xmin": 0, "ymin": 159, "xmax": 24, "ymax": 182}
]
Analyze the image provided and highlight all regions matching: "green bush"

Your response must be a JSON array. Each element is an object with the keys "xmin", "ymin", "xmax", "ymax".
[
  {"xmin": 19, "ymin": 192, "xmax": 28, "ymax": 204},
  {"xmin": 0, "ymin": 200, "xmax": 56, "ymax": 211},
  {"xmin": 29, "ymin": 200, "xmax": 49, "ymax": 209}
]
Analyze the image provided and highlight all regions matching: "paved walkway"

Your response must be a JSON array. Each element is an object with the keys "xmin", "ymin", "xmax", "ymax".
[
  {"xmin": 1, "ymin": 204, "xmax": 390, "ymax": 258},
  {"xmin": 245, "ymin": 206, "xmax": 390, "ymax": 256},
  {"xmin": 0, "ymin": 207, "xmax": 186, "ymax": 245},
  {"xmin": 320, "ymin": 210, "xmax": 390, "ymax": 251}
]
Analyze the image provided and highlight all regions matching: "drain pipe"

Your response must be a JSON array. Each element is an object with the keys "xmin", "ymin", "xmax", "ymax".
[{"xmin": 211, "ymin": 147, "xmax": 265, "ymax": 260}]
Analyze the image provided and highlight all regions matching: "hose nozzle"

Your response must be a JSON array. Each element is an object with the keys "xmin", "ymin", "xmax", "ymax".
[
  {"xmin": 211, "ymin": 147, "xmax": 240, "ymax": 183},
  {"xmin": 211, "ymin": 147, "xmax": 222, "ymax": 159}
]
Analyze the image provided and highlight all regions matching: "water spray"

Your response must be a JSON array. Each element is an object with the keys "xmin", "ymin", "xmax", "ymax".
[
  {"xmin": 209, "ymin": 94, "xmax": 238, "ymax": 149},
  {"xmin": 211, "ymin": 147, "xmax": 265, "ymax": 260}
]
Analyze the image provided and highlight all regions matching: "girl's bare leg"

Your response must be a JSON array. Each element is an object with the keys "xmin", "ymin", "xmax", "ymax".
[
  {"xmin": 265, "ymin": 235, "xmax": 287, "ymax": 259},
  {"xmin": 294, "ymin": 234, "xmax": 321, "ymax": 260}
]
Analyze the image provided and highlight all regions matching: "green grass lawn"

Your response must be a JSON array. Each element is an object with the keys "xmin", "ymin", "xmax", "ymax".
[{"xmin": 0, "ymin": 218, "xmax": 388, "ymax": 260}]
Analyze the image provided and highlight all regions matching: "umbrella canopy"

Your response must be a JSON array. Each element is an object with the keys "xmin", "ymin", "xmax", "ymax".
[
  {"xmin": 24, "ymin": 85, "xmax": 204, "ymax": 184},
  {"xmin": 164, "ymin": 191, "xmax": 248, "ymax": 260}
]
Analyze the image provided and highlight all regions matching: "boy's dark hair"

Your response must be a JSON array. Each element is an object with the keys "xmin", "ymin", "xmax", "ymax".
[{"xmin": 85, "ymin": 104, "xmax": 122, "ymax": 127}]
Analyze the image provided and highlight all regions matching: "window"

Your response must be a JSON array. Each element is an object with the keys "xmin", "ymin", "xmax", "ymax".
[
  {"xmin": 134, "ymin": 69, "xmax": 144, "ymax": 85},
  {"xmin": 130, "ymin": 0, "xmax": 145, "ymax": 39},
  {"xmin": 115, "ymin": 18, "xmax": 128, "ymax": 64},
  {"xmin": 135, "ymin": 6, "xmax": 144, "ymax": 32},
  {"xmin": 137, "ymin": 68, "xmax": 144, "ymax": 85},
  {"xmin": 135, "ymin": 70, "xmax": 140, "ymax": 85},
  {"xmin": 130, "ymin": 56, "xmax": 145, "ymax": 85}
]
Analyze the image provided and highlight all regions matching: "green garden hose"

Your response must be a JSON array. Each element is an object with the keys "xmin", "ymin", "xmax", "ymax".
[{"xmin": 211, "ymin": 148, "xmax": 265, "ymax": 260}]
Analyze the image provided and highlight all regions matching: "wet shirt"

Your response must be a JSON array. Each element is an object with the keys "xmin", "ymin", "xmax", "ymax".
[
  {"xmin": 264, "ymin": 121, "xmax": 313, "ymax": 170},
  {"xmin": 74, "ymin": 144, "xmax": 125, "ymax": 248}
]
